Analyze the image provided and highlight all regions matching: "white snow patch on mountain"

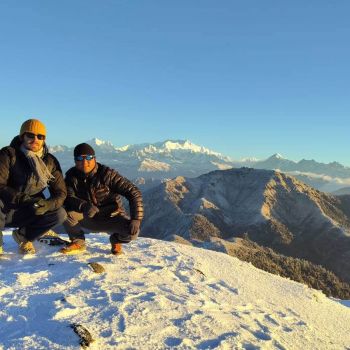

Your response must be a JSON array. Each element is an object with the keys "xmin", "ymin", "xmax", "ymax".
[
  {"xmin": 272, "ymin": 153, "xmax": 285, "ymax": 159},
  {"xmin": 115, "ymin": 144, "xmax": 131, "ymax": 152},
  {"xmin": 87, "ymin": 138, "xmax": 117, "ymax": 151},
  {"xmin": 162, "ymin": 140, "xmax": 219, "ymax": 155},
  {"xmin": 138, "ymin": 159, "xmax": 171, "ymax": 172},
  {"xmin": 90, "ymin": 138, "xmax": 112, "ymax": 147},
  {"xmin": 0, "ymin": 231, "xmax": 349, "ymax": 349},
  {"xmin": 116, "ymin": 140, "xmax": 230, "ymax": 159},
  {"xmin": 210, "ymin": 162, "xmax": 233, "ymax": 170},
  {"xmin": 240, "ymin": 157, "xmax": 260, "ymax": 162}
]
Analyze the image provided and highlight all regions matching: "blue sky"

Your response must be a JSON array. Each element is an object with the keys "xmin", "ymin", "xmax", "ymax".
[{"xmin": 0, "ymin": 1, "xmax": 349, "ymax": 164}]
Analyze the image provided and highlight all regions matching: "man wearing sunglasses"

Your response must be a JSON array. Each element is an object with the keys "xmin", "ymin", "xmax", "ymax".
[
  {"xmin": 60, "ymin": 143, "xmax": 143, "ymax": 255},
  {"xmin": 0, "ymin": 119, "xmax": 67, "ymax": 254}
]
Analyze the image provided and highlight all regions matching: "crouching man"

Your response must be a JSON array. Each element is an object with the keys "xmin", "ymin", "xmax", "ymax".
[
  {"xmin": 60, "ymin": 143, "xmax": 144, "ymax": 255},
  {"xmin": 0, "ymin": 119, "xmax": 67, "ymax": 254}
]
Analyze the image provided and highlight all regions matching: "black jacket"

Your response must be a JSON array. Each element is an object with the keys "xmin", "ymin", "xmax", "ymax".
[
  {"xmin": 64, "ymin": 163, "xmax": 144, "ymax": 221},
  {"xmin": 0, "ymin": 136, "xmax": 67, "ymax": 211}
]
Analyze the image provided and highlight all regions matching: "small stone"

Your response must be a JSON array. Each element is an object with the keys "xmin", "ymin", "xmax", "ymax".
[
  {"xmin": 194, "ymin": 268, "xmax": 206, "ymax": 277},
  {"xmin": 70, "ymin": 323, "xmax": 94, "ymax": 349},
  {"xmin": 88, "ymin": 262, "xmax": 105, "ymax": 274}
]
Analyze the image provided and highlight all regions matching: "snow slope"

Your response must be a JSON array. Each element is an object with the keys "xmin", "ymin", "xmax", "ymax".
[{"xmin": 0, "ymin": 231, "xmax": 349, "ymax": 350}]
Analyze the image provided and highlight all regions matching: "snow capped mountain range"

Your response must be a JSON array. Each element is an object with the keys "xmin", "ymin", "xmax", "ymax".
[
  {"xmin": 115, "ymin": 140, "xmax": 228, "ymax": 158},
  {"xmin": 51, "ymin": 138, "xmax": 228, "ymax": 158},
  {"xmin": 49, "ymin": 139, "xmax": 234, "ymax": 180},
  {"xmin": 49, "ymin": 138, "xmax": 350, "ymax": 192},
  {"xmin": 49, "ymin": 138, "xmax": 116, "ymax": 153}
]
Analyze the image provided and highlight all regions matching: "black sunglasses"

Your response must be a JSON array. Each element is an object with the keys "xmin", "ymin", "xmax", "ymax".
[
  {"xmin": 24, "ymin": 132, "xmax": 46, "ymax": 140},
  {"xmin": 74, "ymin": 155, "xmax": 95, "ymax": 161}
]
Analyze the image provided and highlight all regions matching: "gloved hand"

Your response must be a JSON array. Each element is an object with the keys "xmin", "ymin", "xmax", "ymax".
[
  {"xmin": 81, "ymin": 202, "xmax": 99, "ymax": 218},
  {"xmin": 34, "ymin": 199, "xmax": 53, "ymax": 215},
  {"xmin": 130, "ymin": 219, "xmax": 141, "ymax": 236}
]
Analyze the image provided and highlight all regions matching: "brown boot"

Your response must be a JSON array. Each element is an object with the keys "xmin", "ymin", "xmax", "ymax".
[
  {"xmin": 111, "ymin": 243, "xmax": 123, "ymax": 255},
  {"xmin": 12, "ymin": 229, "xmax": 36, "ymax": 254},
  {"xmin": 59, "ymin": 239, "xmax": 86, "ymax": 254},
  {"xmin": 19, "ymin": 241, "xmax": 36, "ymax": 254}
]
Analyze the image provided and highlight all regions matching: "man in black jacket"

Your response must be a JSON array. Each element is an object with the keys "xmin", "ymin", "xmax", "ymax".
[
  {"xmin": 60, "ymin": 143, "xmax": 143, "ymax": 255},
  {"xmin": 0, "ymin": 119, "xmax": 67, "ymax": 254}
]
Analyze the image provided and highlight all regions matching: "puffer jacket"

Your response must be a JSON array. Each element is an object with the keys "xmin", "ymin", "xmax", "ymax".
[
  {"xmin": 0, "ymin": 136, "xmax": 67, "ymax": 211},
  {"xmin": 64, "ymin": 163, "xmax": 144, "ymax": 221}
]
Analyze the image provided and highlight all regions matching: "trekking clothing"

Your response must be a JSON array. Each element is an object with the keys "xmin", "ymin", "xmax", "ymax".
[
  {"xmin": 63, "ymin": 209, "xmax": 140, "ymax": 243},
  {"xmin": 74, "ymin": 143, "xmax": 95, "ymax": 157},
  {"xmin": 63, "ymin": 161, "xmax": 143, "ymax": 252},
  {"xmin": 12, "ymin": 229, "xmax": 36, "ymax": 254},
  {"xmin": 20, "ymin": 119, "xmax": 46, "ymax": 137},
  {"xmin": 60, "ymin": 239, "xmax": 86, "ymax": 254},
  {"xmin": 110, "ymin": 242, "xmax": 123, "ymax": 255},
  {"xmin": 19, "ymin": 241, "xmax": 36, "ymax": 254},
  {"xmin": 64, "ymin": 163, "xmax": 143, "ymax": 221},
  {"xmin": 0, "ymin": 135, "xmax": 67, "ymax": 244},
  {"xmin": 6, "ymin": 205, "xmax": 66, "ymax": 241},
  {"xmin": 0, "ymin": 200, "xmax": 4, "ymax": 247}
]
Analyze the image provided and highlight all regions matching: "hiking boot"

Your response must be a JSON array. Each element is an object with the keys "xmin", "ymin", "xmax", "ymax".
[
  {"xmin": 59, "ymin": 240, "xmax": 86, "ymax": 254},
  {"xmin": 111, "ymin": 243, "xmax": 123, "ymax": 255},
  {"xmin": 12, "ymin": 229, "xmax": 36, "ymax": 254},
  {"xmin": 19, "ymin": 241, "xmax": 36, "ymax": 254}
]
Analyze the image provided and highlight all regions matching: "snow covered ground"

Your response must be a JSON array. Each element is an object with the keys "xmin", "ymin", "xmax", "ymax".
[{"xmin": 0, "ymin": 231, "xmax": 349, "ymax": 350}]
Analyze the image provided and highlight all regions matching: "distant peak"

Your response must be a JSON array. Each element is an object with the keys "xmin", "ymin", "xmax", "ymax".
[
  {"xmin": 159, "ymin": 140, "xmax": 222, "ymax": 156},
  {"xmin": 269, "ymin": 153, "xmax": 285, "ymax": 160},
  {"xmin": 87, "ymin": 138, "xmax": 114, "ymax": 147}
]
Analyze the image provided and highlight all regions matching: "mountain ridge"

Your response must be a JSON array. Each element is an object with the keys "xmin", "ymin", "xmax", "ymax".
[{"xmin": 141, "ymin": 167, "xmax": 350, "ymax": 283}]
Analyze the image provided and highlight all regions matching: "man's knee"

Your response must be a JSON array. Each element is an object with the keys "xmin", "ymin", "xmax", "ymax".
[
  {"xmin": 56, "ymin": 207, "xmax": 67, "ymax": 225},
  {"xmin": 34, "ymin": 207, "xmax": 67, "ymax": 230}
]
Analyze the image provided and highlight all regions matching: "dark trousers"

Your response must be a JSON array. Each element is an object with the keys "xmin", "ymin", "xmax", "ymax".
[
  {"xmin": 0, "ymin": 201, "xmax": 5, "ymax": 246},
  {"xmin": 63, "ymin": 211, "xmax": 139, "ymax": 244},
  {"xmin": 0, "ymin": 205, "xmax": 67, "ymax": 243}
]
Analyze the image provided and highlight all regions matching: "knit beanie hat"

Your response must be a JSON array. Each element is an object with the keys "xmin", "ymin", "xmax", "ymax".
[
  {"xmin": 20, "ymin": 119, "xmax": 46, "ymax": 136},
  {"xmin": 74, "ymin": 143, "xmax": 95, "ymax": 156}
]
